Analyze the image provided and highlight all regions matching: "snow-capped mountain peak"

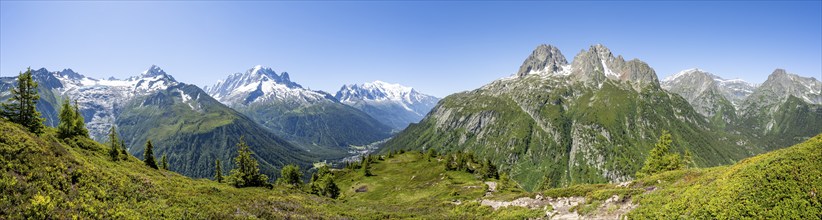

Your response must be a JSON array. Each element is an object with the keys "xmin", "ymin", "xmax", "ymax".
[
  {"xmin": 3, "ymin": 67, "xmax": 185, "ymax": 140},
  {"xmin": 336, "ymin": 80, "xmax": 423, "ymax": 104},
  {"xmin": 335, "ymin": 81, "xmax": 440, "ymax": 129},
  {"xmin": 205, "ymin": 65, "xmax": 326, "ymax": 106},
  {"xmin": 664, "ymin": 68, "xmax": 704, "ymax": 82}
]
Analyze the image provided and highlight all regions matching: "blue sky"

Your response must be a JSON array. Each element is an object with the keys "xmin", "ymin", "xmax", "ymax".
[{"xmin": 1, "ymin": 1, "xmax": 820, "ymax": 97}]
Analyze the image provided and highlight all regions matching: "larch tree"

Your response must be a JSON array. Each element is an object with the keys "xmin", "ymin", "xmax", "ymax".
[
  {"xmin": 71, "ymin": 101, "xmax": 88, "ymax": 137},
  {"xmin": 107, "ymin": 125, "xmax": 121, "ymax": 161},
  {"xmin": 1, "ymin": 68, "xmax": 45, "ymax": 135},
  {"xmin": 227, "ymin": 137, "xmax": 269, "ymax": 187},
  {"xmin": 636, "ymin": 130, "xmax": 685, "ymax": 178},
  {"xmin": 278, "ymin": 164, "xmax": 302, "ymax": 188}
]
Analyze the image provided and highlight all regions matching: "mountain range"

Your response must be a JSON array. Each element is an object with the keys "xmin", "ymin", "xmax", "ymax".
[
  {"xmin": 0, "ymin": 46, "xmax": 818, "ymax": 191},
  {"xmin": 382, "ymin": 44, "xmax": 819, "ymax": 190},
  {"xmin": 0, "ymin": 65, "xmax": 442, "ymax": 179},
  {"xmin": 204, "ymin": 66, "xmax": 393, "ymax": 153},
  {"xmin": 0, "ymin": 66, "xmax": 317, "ymax": 179},
  {"xmin": 335, "ymin": 80, "xmax": 439, "ymax": 130},
  {"xmin": 662, "ymin": 68, "xmax": 822, "ymax": 149}
]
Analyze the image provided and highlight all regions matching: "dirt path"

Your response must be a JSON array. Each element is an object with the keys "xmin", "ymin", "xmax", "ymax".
[{"xmin": 479, "ymin": 182, "xmax": 636, "ymax": 219}]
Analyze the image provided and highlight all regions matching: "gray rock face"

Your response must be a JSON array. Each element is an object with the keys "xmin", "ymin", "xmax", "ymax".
[
  {"xmin": 662, "ymin": 68, "xmax": 758, "ymax": 110},
  {"xmin": 515, "ymin": 44, "xmax": 659, "ymax": 90},
  {"xmin": 569, "ymin": 44, "xmax": 659, "ymax": 90},
  {"xmin": 662, "ymin": 68, "xmax": 746, "ymax": 119},
  {"xmin": 516, "ymin": 44, "xmax": 568, "ymax": 77},
  {"xmin": 749, "ymin": 69, "xmax": 822, "ymax": 106}
]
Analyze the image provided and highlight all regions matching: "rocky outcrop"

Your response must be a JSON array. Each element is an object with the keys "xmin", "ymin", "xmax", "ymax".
[{"xmin": 517, "ymin": 44, "xmax": 569, "ymax": 77}]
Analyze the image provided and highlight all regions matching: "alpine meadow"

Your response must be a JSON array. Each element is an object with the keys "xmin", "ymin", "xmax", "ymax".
[{"xmin": 1, "ymin": 1, "xmax": 820, "ymax": 219}]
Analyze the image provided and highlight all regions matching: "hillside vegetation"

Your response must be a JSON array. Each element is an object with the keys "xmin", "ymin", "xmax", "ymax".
[
  {"xmin": 627, "ymin": 133, "xmax": 822, "ymax": 219},
  {"xmin": 0, "ymin": 119, "xmax": 543, "ymax": 219}
]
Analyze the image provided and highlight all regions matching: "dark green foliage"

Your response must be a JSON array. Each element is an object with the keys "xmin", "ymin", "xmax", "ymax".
[
  {"xmin": 227, "ymin": 138, "xmax": 269, "ymax": 188},
  {"xmin": 361, "ymin": 156, "xmax": 373, "ymax": 177},
  {"xmin": 57, "ymin": 98, "xmax": 88, "ymax": 139},
  {"xmin": 636, "ymin": 131, "xmax": 685, "ymax": 178},
  {"xmin": 107, "ymin": 126, "xmax": 121, "ymax": 161},
  {"xmin": 479, "ymin": 159, "xmax": 499, "ymax": 180},
  {"xmin": 214, "ymin": 159, "xmax": 224, "ymax": 183},
  {"xmin": 426, "ymin": 148, "xmax": 437, "ymax": 160},
  {"xmin": 143, "ymin": 140, "xmax": 158, "ymax": 169},
  {"xmin": 536, "ymin": 174, "xmax": 552, "ymax": 191},
  {"xmin": 57, "ymin": 98, "xmax": 74, "ymax": 138},
  {"xmin": 1, "ymin": 68, "xmax": 45, "ymax": 135},
  {"xmin": 277, "ymin": 164, "xmax": 302, "ymax": 187},
  {"xmin": 309, "ymin": 165, "xmax": 339, "ymax": 199},
  {"xmin": 72, "ymin": 101, "xmax": 88, "ymax": 137},
  {"xmin": 161, "ymin": 154, "xmax": 168, "ymax": 170}
]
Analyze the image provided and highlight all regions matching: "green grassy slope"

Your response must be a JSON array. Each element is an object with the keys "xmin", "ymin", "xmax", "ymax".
[
  {"xmin": 0, "ymin": 120, "xmax": 333, "ymax": 219},
  {"xmin": 627, "ymin": 133, "xmax": 822, "ymax": 218},
  {"xmin": 0, "ymin": 119, "xmax": 545, "ymax": 219}
]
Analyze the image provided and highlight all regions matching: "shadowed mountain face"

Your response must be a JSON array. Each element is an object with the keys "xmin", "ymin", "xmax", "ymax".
[{"xmin": 0, "ymin": 66, "xmax": 314, "ymax": 179}]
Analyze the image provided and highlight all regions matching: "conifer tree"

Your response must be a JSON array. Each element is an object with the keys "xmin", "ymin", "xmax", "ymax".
[
  {"xmin": 480, "ymin": 159, "xmax": 498, "ymax": 179},
  {"xmin": 278, "ymin": 164, "xmax": 302, "ymax": 187},
  {"xmin": 683, "ymin": 150, "xmax": 695, "ymax": 168},
  {"xmin": 636, "ymin": 130, "xmax": 685, "ymax": 178},
  {"xmin": 108, "ymin": 126, "xmax": 121, "ymax": 161},
  {"xmin": 445, "ymin": 154, "xmax": 456, "ymax": 171},
  {"xmin": 57, "ymin": 97, "xmax": 89, "ymax": 139},
  {"xmin": 214, "ymin": 159, "xmax": 224, "ymax": 183},
  {"xmin": 72, "ymin": 101, "xmax": 88, "ymax": 137},
  {"xmin": 309, "ymin": 165, "xmax": 338, "ymax": 198},
  {"xmin": 227, "ymin": 138, "xmax": 269, "ymax": 187},
  {"xmin": 2, "ymin": 68, "xmax": 45, "ymax": 135},
  {"xmin": 119, "ymin": 139, "xmax": 128, "ymax": 158},
  {"xmin": 361, "ymin": 157, "xmax": 372, "ymax": 177},
  {"xmin": 161, "ymin": 153, "xmax": 168, "ymax": 170},
  {"xmin": 320, "ymin": 175, "xmax": 340, "ymax": 199},
  {"xmin": 144, "ymin": 140, "xmax": 158, "ymax": 169},
  {"xmin": 57, "ymin": 98, "xmax": 76, "ymax": 139}
]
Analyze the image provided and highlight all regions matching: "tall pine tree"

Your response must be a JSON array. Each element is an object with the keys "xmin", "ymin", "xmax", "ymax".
[
  {"xmin": 278, "ymin": 164, "xmax": 303, "ymax": 187},
  {"xmin": 636, "ymin": 130, "xmax": 685, "ymax": 178},
  {"xmin": 57, "ymin": 97, "xmax": 89, "ymax": 139},
  {"xmin": 214, "ymin": 159, "xmax": 224, "ymax": 183},
  {"xmin": 107, "ymin": 126, "xmax": 121, "ymax": 161},
  {"xmin": 227, "ymin": 137, "xmax": 269, "ymax": 187},
  {"xmin": 57, "ymin": 98, "xmax": 75, "ymax": 139},
  {"xmin": 2, "ymin": 68, "xmax": 45, "ymax": 135},
  {"xmin": 144, "ymin": 140, "xmax": 158, "ymax": 169},
  {"xmin": 72, "ymin": 101, "xmax": 88, "ymax": 137}
]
